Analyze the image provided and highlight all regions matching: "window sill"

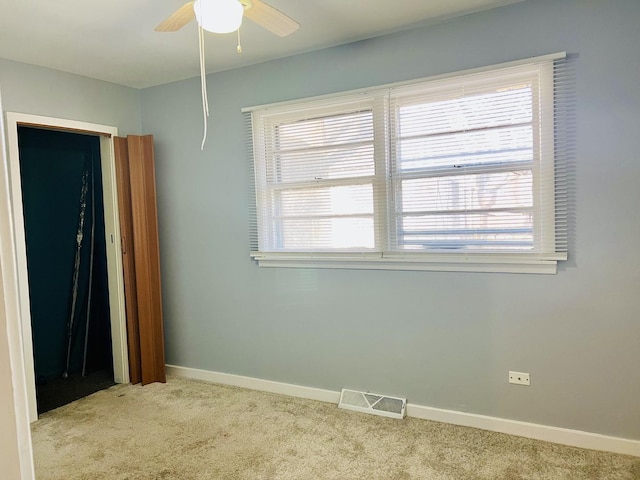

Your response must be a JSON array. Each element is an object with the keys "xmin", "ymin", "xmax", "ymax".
[{"xmin": 250, "ymin": 252, "xmax": 567, "ymax": 274}]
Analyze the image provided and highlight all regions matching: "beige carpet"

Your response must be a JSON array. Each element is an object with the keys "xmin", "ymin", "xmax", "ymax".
[{"xmin": 31, "ymin": 376, "xmax": 640, "ymax": 479}]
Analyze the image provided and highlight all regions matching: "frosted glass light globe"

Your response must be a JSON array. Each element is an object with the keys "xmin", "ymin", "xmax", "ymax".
[{"xmin": 193, "ymin": 0, "xmax": 243, "ymax": 34}]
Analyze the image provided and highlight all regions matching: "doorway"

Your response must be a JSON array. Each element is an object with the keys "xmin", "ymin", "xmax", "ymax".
[
  {"xmin": 6, "ymin": 112, "xmax": 129, "ymax": 421},
  {"xmin": 18, "ymin": 127, "xmax": 115, "ymax": 413}
]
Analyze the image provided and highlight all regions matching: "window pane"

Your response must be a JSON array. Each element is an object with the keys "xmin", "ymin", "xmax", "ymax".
[
  {"xmin": 277, "ymin": 184, "xmax": 373, "ymax": 217},
  {"xmin": 271, "ymin": 184, "xmax": 375, "ymax": 250},
  {"xmin": 275, "ymin": 144, "xmax": 374, "ymax": 183},
  {"xmin": 271, "ymin": 110, "xmax": 375, "ymax": 183},
  {"xmin": 398, "ymin": 125, "xmax": 533, "ymax": 171},
  {"xmin": 276, "ymin": 111, "xmax": 373, "ymax": 151},
  {"xmin": 400, "ymin": 171, "xmax": 533, "ymax": 213},
  {"xmin": 279, "ymin": 217, "xmax": 374, "ymax": 250},
  {"xmin": 398, "ymin": 86, "xmax": 532, "ymax": 137},
  {"xmin": 399, "ymin": 212, "xmax": 533, "ymax": 250}
]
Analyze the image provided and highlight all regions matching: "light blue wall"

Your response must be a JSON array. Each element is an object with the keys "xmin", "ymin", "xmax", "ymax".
[
  {"xmin": 142, "ymin": 0, "xmax": 640, "ymax": 440},
  {"xmin": 0, "ymin": 58, "xmax": 141, "ymax": 135},
  {"xmin": 0, "ymin": 58, "xmax": 142, "ymax": 476}
]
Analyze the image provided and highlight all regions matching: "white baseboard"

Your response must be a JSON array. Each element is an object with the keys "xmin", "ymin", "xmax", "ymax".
[
  {"xmin": 166, "ymin": 364, "xmax": 640, "ymax": 457},
  {"xmin": 165, "ymin": 365, "xmax": 340, "ymax": 404},
  {"xmin": 405, "ymin": 404, "xmax": 640, "ymax": 457}
]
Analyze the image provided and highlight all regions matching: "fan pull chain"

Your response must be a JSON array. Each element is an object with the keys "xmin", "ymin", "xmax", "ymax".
[
  {"xmin": 198, "ymin": 23, "xmax": 209, "ymax": 150},
  {"xmin": 237, "ymin": 27, "xmax": 242, "ymax": 54}
]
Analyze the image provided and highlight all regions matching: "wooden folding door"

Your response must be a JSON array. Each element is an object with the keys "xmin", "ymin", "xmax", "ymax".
[{"xmin": 114, "ymin": 135, "xmax": 165, "ymax": 385}]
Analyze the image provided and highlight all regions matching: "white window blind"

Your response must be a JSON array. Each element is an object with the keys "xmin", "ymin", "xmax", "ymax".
[
  {"xmin": 246, "ymin": 53, "xmax": 571, "ymax": 274},
  {"xmin": 255, "ymin": 97, "xmax": 386, "ymax": 251}
]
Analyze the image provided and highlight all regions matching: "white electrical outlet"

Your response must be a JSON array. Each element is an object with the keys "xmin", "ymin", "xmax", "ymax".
[{"xmin": 508, "ymin": 371, "xmax": 530, "ymax": 386}]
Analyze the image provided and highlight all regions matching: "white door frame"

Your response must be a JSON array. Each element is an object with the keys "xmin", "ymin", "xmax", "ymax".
[{"xmin": 5, "ymin": 112, "xmax": 129, "ymax": 422}]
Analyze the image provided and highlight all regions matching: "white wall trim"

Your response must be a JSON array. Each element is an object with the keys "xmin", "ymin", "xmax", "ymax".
[
  {"xmin": 405, "ymin": 404, "xmax": 640, "ymax": 458},
  {"xmin": 0, "ymin": 91, "xmax": 36, "ymax": 479},
  {"xmin": 167, "ymin": 364, "xmax": 640, "ymax": 458},
  {"xmin": 166, "ymin": 365, "xmax": 340, "ymax": 404}
]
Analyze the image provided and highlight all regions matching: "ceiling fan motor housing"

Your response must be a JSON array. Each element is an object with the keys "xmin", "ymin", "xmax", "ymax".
[{"xmin": 193, "ymin": 0, "xmax": 244, "ymax": 34}]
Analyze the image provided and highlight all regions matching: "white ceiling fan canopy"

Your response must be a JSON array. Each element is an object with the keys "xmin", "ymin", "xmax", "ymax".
[{"xmin": 193, "ymin": 0, "xmax": 244, "ymax": 34}]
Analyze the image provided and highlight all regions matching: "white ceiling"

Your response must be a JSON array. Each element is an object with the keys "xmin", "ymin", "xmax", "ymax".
[{"xmin": 0, "ymin": 0, "xmax": 523, "ymax": 89}]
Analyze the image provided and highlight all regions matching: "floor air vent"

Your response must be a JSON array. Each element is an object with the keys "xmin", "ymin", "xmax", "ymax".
[{"xmin": 338, "ymin": 389, "xmax": 406, "ymax": 419}]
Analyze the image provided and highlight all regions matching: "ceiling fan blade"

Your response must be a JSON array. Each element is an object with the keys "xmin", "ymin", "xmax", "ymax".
[
  {"xmin": 155, "ymin": 1, "xmax": 195, "ymax": 32},
  {"xmin": 243, "ymin": 0, "xmax": 300, "ymax": 37}
]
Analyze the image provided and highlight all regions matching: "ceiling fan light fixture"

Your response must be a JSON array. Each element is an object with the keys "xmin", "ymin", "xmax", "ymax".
[{"xmin": 193, "ymin": 0, "xmax": 244, "ymax": 34}]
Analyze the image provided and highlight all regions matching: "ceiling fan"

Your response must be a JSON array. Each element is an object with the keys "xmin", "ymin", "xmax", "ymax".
[
  {"xmin": 155, "ymin": 0, "xmax": 300, "ymax": 37},
  {"xmin": 156, "ymin": 1, "xmax": 300, "ymax": 151}
]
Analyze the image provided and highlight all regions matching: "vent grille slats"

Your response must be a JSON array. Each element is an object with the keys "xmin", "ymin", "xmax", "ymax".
[{"xmin": 338, "ymin": 388, "xmax": 407, "ymax": 419}]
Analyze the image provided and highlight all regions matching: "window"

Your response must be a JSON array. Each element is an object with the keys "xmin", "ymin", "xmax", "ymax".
[{"xmin": 247, "ymin": 53, "xmax": 570, "ymax": 274}]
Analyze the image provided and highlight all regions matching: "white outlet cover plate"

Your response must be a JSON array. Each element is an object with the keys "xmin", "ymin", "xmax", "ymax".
[{"xmin": 509, "ymin": 371, "xmax": 531, "ymax": 386}]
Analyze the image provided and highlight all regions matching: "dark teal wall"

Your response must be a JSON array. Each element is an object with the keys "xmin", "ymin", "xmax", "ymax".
[{"xmin": 18, "ymin": 127, "xmax": 112, "ymax": 381}]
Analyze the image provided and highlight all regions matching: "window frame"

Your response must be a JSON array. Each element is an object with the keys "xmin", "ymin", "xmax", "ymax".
[{"xmin": 246, "ymin": 53, "xmax": 568, "ymax": 274}]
